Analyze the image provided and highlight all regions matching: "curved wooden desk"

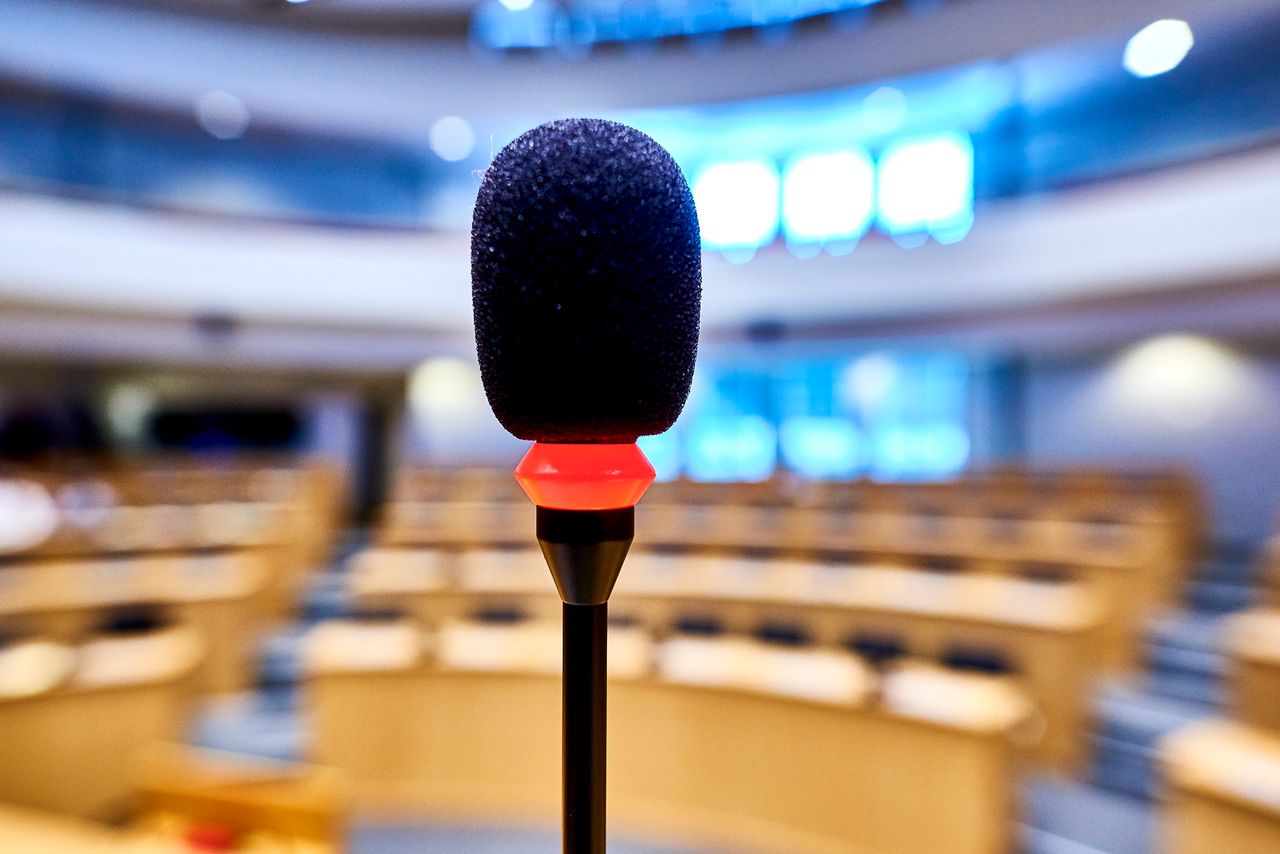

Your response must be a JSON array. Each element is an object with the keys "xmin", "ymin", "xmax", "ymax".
[
  {"xmin": 0, "ymin": 549, "xmax": 269, "ymax": 693},
  {"xmin": 377, "ymin": 496, "xmax": 1170, "ymax": 672},
  {"xmin": 1226, "ymin": 608, "xmax": 1280, "ymax": 733},
  {"xmin": 1161, "ymin": 719, "xmax": 1280, "ymax": 854},
  {"xmin": 0, "ymin": 745, "xmax": 348, "ymax": 854},
  {"xmin": 349, "ymin": 548, "xmax": 1101, "ymax": 771},
  {"xmin": 0, "ymin": 804, "xmax": 124, "ymax": 853},
  {"xmin": 0, "ymin": 629, "xmax": 201, "ymax": 820},
  {"xmin": 307, "ymin": 647, "xmax": 1025, "ymax": 854}
]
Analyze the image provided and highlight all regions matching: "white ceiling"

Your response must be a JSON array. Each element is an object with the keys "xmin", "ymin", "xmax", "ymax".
[
  {"xmin": 1, "ymin": 142, "xmax": 1278, "ymax": 364},
  {"xmin": 2, "ymin": 0, "xmax": 1278, "ymax": 371}
]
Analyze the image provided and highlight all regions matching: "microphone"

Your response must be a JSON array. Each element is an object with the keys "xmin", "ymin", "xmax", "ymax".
[
  {"xmin": 472, "ymin": 117, "xmax": 701, "ymax": 445},
  {"xmin": 472, "ymin": 117, "xmax": 701, "ymax": 600},
  {"xmin": 471, "ymin": 118, "xmax": 701, "ymax": 854}
]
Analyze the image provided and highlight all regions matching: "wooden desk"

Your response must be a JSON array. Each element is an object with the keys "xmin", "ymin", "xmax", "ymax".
[
  {"xmin": 134, "ymin": 743, "xmax": 349, "ymax": 850},
  {"xmin": 378, "ymin": 501, "xmax": 532, "ymax": 549},
  {"xmin": 350, "ymin": 548, "xmax": 1101, "ymax": 771},
  {"xmin": 1161, "ymin": 719, "xmax": 1280, "ymax": 854},
  {"xmin": 1226, "ymin": 608, "xmax": 1280, "ymax": 733},
  {"xmin": 0, "ymin": 743, "xmax": 348, "ymax": 853},
  {"xmin": 622, "ymin": 558, "xmax": 1096, "ymax": 772},
  {"xmin": 308, "ymin": 661, "xmax": 1023, "ymax": 854},
  {"xmin": 0, "ymin": 550, "xmax": 270, "ymax": 693},
  {"xmin": 0, "ymin": 631, "xmax": 201, "ymax": 820},
  {"xmin": 9, "ymin": 501, "xmax": 285, "ymax": 560},
  {"xmin": 0, "ymin": 804, "xmax": 124, "ymax": 853},
  {"xmin": 378, "ymin": 498, "xmax": 1169, "ymax": 672},
  {"xmin": 1260, "ymin": 539, "xmax": 1280, "ymax": 608},
  {"xmin": 380, "ymin": 498, "xmax": 1175, "ymax": 565},
  {"xmin": 11, "ymin": 498, "xmax": 300, "ymax": 628},
  {"xmin": 9, "ymin": 457, "xmax": 342, "ymax": 593}
]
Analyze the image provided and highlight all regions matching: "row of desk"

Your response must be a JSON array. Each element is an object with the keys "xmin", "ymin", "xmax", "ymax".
[
  {"xmin": 4, "ymin": 457, "xmax": 346, "ymax": 611},
  {"xmin": 0, "ymin": 549, "xmax": 271, "ymax": 693},
  {"xmin": 305, "ymin": 618, "xmax": 1030, "ymax": 854},
  {"xmin": 390, "ymin": 465, "xmax": 1198, "ymax": 517},
  {"xmin": 0, "ymin": 744, "xmax": 346, "ymax": 853},
  {"xmin": 380, "ymin": 499, "xmax": 1180, "ymax": 565},
  {"xmin": 0, "ymin": 457, "xmax": 348, "ymax": 696},
  {"xmin": 388, "ymin": 466, "xmax": 1200, "ymax": 573},
  {"xmin": 0, "ymin": 459, "xmax": 352, "ymax": 849},
  {"xmin": 1155, "ymin": 601, "xmax": 1280, "ymax": 853},
  {"xmin": 0, "ymin": 628, "xmax": 201, "ymax": 820},
  {"xmin": 377, "ymin": 500, "xmax": 1177, "ymax": 670},
  {"xmin": 347, "ymin": 547, "xmax": 1100, "ymax": 771}
]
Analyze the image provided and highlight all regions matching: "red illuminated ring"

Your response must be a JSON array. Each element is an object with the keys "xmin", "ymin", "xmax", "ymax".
[{"xmin": 514, "ymin": 443, "xmax": 656, "ymax": 510}]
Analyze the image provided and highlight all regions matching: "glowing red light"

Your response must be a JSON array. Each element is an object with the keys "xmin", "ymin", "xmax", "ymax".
[{"xmin": 514, "ymin": 443, "xmax": 656, "ymax": 510}]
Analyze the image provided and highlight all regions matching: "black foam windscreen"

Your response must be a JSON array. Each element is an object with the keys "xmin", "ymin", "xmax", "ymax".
[{"xmin": 471, "ymin": 118, "xmax": 701, "ymax": 443}]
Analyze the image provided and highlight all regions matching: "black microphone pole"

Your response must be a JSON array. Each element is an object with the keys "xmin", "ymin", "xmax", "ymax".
[{"xmin": 538, "ymin": 506, "xmax": 634, "ymax": 854}]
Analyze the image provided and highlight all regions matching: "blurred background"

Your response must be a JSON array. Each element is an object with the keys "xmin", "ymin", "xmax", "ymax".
[{"xmin": 1, "ymin": 0, "xmax": 1280, "ymax": 851}]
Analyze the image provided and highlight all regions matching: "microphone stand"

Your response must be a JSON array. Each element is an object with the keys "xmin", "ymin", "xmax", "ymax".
[
  {"xmin": 537, "ymin": 506, "xmax": 634, "ymax": 854},
  {"xmin": 515, "ymin": 442, "xmax": 652, "ymax": 854}
]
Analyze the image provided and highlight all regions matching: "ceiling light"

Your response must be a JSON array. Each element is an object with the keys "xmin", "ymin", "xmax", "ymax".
[
  {"xmin": 693, "ymin": 160, "xmax": 780, "ymax": 259},
  {"xmin": 429, "ymin": 116, "xmax": 476, "ymax": 162},
  {"xmin": 1124, "ymin": 19, "xmax": 1194, "ymax": 78},
  {"xmin": 194, "ymin": 91, "xmax": 250, "ymax": 141},
  {"xmin": 782, "ymin": 149, "xmax": 874, "ymax": 251},
  {"xmin": 876, "ymin": 132, "xmax": 974, "ymax": 243}
]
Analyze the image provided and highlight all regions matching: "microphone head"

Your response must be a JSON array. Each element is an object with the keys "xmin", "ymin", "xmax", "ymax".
[{"xmin": 471, "ymin": 118, "xmax": 701, "ymax": 444}]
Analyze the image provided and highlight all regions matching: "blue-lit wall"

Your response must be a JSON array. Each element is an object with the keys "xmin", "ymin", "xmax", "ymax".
[
  {"xmin": 472, "ymin": 0, "xmax": 897, "ymax": 50},
  {"xmin": 639, "ymin": 351, "xmax": 971, "ymax": 482},
  {"xmin": 617, "ymin": 66, "xmax": 1003, "ymax": 261},
  {"xmin": 0, "ymin": 86, "xmax": 433, "ymax": 225},
  {"xmin": 400, "ymin": 350, "xmax": 973, "ymax": 482}
]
